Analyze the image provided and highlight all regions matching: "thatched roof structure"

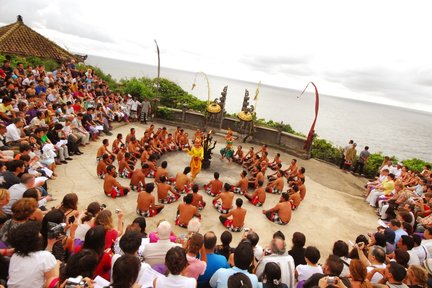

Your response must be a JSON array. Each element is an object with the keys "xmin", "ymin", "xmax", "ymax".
[{"xmin": 0, "ymin": 15, "xmax": 86, "ymax": 63}]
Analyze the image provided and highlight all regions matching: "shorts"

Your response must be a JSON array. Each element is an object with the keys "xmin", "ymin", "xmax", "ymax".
[
  {"xmin": 222, "ymin": 219, "xmax": 243, "ymax": 232},
  {"xmin": 251, "ymin": 196, "xmax": 263, "ymax": 207},
  {"xmin": 130, "ymin": 183, "xmax": 144, "ymax": 192},
  {"xmin": 146, "ymin": 170, "xmax": 155, "ymax": 178},
  {"xmin": 119, "ymin": 169, "xmax": 132, "ymax": 179},
  {"xmin": 205, "ymin": 185, "xmax": 219, "ymax": 197},
  {"xmin": 136, "ymin": 208, "xmax": 160, "ymax": 217},
  {"xmin": 175, "ymin": 216, "xmax": 188, "ymax": 228},
  {"xmin": 213, "ymin": 199, "xmax": 230, "ymax": 214},
  {"xmin": 267, "ymin": 188, "xmax": 282, "ymax": 194},
  {"xmin": 159, "ymin": 193, "xmax": 180, "ymax": 204},
  {"xmin": 232, "ymin": 186, "xmax": 245, "ymax": 195},
  {"xmin": 175, "ymin": 185, "xmax": 191, "ymax": 194},
  {"xmin": 266, "ymin": 211, "xmax": 288, "ymax": 225},
  {"xmin": 106, "ymin": 187, "xmax": 128, "ymax": 198}
]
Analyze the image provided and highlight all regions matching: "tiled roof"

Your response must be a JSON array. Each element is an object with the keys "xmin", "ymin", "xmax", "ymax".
[{"xmin": 0, "ymin": 15, "xmax": 82, "ymax": 62}]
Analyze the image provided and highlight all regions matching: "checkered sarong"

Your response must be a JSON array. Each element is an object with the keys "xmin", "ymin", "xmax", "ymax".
[
  {"xmin": 119, "ymin": 169, "xmax": 132, "ymax": 178},
  {"xmin": 267, "ymin": 211, "xmax": 288, "ymax": 225},
  {"xmin": 159, "ymin": 194, "xmax": 179, "ymax": 204},
  {"xmin": 213, "ymin": 199, "xmax": 230, "ymax": 214},
  {"xmin": 232, "ymin": 187, "xmax": 244, "ymax": 195}
]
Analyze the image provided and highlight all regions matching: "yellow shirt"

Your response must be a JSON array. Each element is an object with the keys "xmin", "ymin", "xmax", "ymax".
[
  {"xmin": 0, "ymin": 103, "xmax": 13, "ymax": 114},
  {"xmin": 382, "ymin": 180, "xmax": 395, "ymax": 195}
]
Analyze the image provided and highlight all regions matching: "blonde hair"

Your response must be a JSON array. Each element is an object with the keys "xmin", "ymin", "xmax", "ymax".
[
  {"xmin": 94, "ymin": 210, "xmax": 114, "ymax": 230},
  {"xmin": 0, "ymin": 189, "xmax": 10, "ymax": 202},
  {"xmin": 408, "ymin": 265, "xmax": 428, "ymax": 286}
]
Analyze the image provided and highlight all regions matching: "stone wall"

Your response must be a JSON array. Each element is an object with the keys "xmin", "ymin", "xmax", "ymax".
[{"xmin": 155, "ymin": 107, "xmax": 310, "ymax": 159}]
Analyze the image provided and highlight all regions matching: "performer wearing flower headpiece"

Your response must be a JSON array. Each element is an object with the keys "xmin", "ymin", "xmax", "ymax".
[
  {"xmin": 220, "ymin": 129, "xmax": 234, "ymax": 162},
  {"xmin": 188, "ymin": 135, "xmax": 204, "ymax": 180}
]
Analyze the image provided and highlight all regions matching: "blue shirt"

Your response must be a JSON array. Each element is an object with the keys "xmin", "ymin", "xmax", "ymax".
[
  {"xmin": 394, "ymin": 228, "xmax": 408, "ymax": 245},
  {"xmin": 209, "ymin": 266, "xmax": 260, "ymax": 288},
  {"xmin": 198, "ymin": 253, "xmax": 230, "ymax": 288},
  {"xmin": 35, "ymin": 85, "xmax": 46, "ymax": 95}
]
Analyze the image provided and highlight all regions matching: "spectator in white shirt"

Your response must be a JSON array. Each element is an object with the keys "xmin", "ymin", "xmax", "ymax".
[
  {"xmin": 296, "ymin": 246, "xmax": 323, "ymax": 282},
  {"xmin": 5, "ymin": 118, "xmax": 26, "ymax": 144}
]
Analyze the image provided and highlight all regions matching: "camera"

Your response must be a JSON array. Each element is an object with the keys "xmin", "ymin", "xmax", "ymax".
[
  {"xmin": 327, "ymin": 276, "xmax": 338, "ymax": 285},
  {"xmin": 47, "ymin": 222, "xmax": 66, "ymax": 239},
  {"xmin": 65, "ymin": 276, "xmax": 88, "ymax": 288}
]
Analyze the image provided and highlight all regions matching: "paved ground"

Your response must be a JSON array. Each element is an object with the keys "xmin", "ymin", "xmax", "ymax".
[{"xmin": 48, "ymin": 121, "xmax": 378, "ymax": 257}]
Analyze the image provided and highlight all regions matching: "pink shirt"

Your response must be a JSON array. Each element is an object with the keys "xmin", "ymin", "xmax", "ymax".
[
  {"xmin": 149, "ymin": 231, "xmax": 177, "ymax": 243},
  {"xmin": 185, "ymin": 254, "xmax": 207, "ymax": 279}
]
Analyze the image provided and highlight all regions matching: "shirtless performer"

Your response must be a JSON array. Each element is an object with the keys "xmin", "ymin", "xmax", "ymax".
[
  {"xmin": 175, "ymin": 166, "xmax": 192, "ymax": 194},
  {"xmin": 104, "ymin": 165, "xmax": 130, "ymax": 198},
  {"xmin": 145, "ymin": 124, "xmax": 155, "ymax": 136},
  {"xmin": 191, "ymin": 184, "xmax": 206, "ymax": 210},
  {"xmin": 267, "ymin": 163, "xmax": 283, "ymax": 182},
  {"xmin": 136, "ymin": 183, "xmax": 164, "ymax": 217},
  {"xmin": 128, "ymin": 136, "xmax": 142, "ymax": 159},
  {"xmin": 204, "ymin": 172, "xmax": 223, "ymax": 197},
  {"xmin": 129, "ymin": 163, "xmax": 147, "ymax": 192},
  {"xmin": 262, "ymin": 192, "xmax": 292, "ymax": 225},
  {"xmin": 140, "ymin": 145, "xmax": 151, "ymax": 164},
  {"xmin": 179, "ymin": 132, "xmax": 190, "ymax": 150},
  {"xmin": 241, "ymin": 147, "xmax": 255, "ymax": 164},
  {"xmin": 176, "ymin": 193, "xmax": 201, "ymax": 228},
  {"xmin": 298, "ymin": 178, "xmax": 306, "ymax": 200},
  {"xmin": 219, "ymin": 198, "xmax": 247, "ymax": 232},
  {"xmin": 164, "ymin": 133, "xmax": 178, "ymax": 151},
  {"xmin": 125, "ymin": 127, "xmax": 136, "ymax": 143},
  {"xmin": 173, "ymin": 126, "xmax": 181, "ymax": 145},
  {"xmin": 233, "ymin": 145, "xmax": 244, "ymax": 164},
  {"xmin": 119, "ymin": 152, "xmax": 134, "ymax": 178},
  {"xmin": 112, "ymin": 133, "xmax": 124, "ymax": 154},
  {"xmin": 117, "ymin": 144, "xmax": 127, "ymax": 163},
  {"xmin": 213, "ymin": 183, "xmax": 235, "ymax": 214},
  {"xmin": 142, "ymin": 155, "xmax": 157, "ymax": 178},
  {"xmin": 249, "ymin": 169, "xmax": 264, "ymax": 189},
  {"xmin": 245, "ymin": 180, "xmax": 266, "ymax": 207},
  {"xmin": 157, "ymin": 176, "xmax": 180, "ymax": 204},
  {"xmin": 266, "ymin": 171, "xmax": 284, "ymax": 194},
  {"xmin": 97, "ymin": 154, "xmax": 110, "ymax": 179},
  {"xmin": 96, "ymin": 139, "xmax": 115, "ymax": 162},
  {"xmin": 231, "ymin": 170, "xmax": 249, "ymax": 195},
  {"xmin": 288, "ymin": 167, "xmax": 306, "ymax": 186},
  {"xmin": 268, "ymin": 153, "xmax": 282, "ymax": 170},
  {"xmin": 256, "ymin": 144, "xmax": 268, "ymax": 158},
  {"xmin": 284, "ymin": 159, "xmax": 298, "ymax": 179},
  {"xmin": 155, "ymin": 161, "xmax": 174, "ymax": 183},
  {"xmin": 288, "ymin": 184, "xmax": 302, "ymax": 210}
]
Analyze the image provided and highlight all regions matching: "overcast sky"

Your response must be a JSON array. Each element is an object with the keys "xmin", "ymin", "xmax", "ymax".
[{"xmin": 1, "ymin": 0, "xmax": 432, "ymax": 112}]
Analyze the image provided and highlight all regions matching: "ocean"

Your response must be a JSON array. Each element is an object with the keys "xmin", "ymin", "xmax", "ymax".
[{"xmin": 86, "ymin": 55, "xmax": 432, "ymax": 162}]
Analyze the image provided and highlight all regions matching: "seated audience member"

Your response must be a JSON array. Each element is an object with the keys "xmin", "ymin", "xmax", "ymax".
[
  {"xmin": 136, "ymin": 183, "xmax": 164, "ymax": 217},
  {"xmin": 302, "ymin": 255, "xmax": 349, "ymax": 288},
  {"xmin": 332, "ymin": 240, "xmax": 352, "ymax": 277},
  {"xmin": 104, "ymin": 165, "xmax": 129, "ymax": 198},
  {"xmin": 198, "ymin": 231, "xmax": 230, "ymax": 287},
  {"xmin": 256, "ymin": 237, "xmax": 295, "ymax": 288},
  {"xmin": 210, "ymin": 241, "xmax": 259, "ymax": 288},
  {"xmin": 288, "ymin": 232, "xmax": 307, "ymax": 267},
  {"xmin": 143, "ymin": 221, "xmax": 181, "ymax": 268},
  {"xmin": 111, "ymin": 254, "xmax": 141, "ymax": 288},
  {"xmin": 184, "ymin": 232, "xmax": 207, "ymax": 279},
  {"xmin": 154, "ymin": 246, "xmax": 197, "ymax": 287},
  {"xmin": 219, "ymin": 198, "xmax": 247, "ymax": 232},
  {"xmin": 295, "ymin": 246, "xmax": 323, "ymax": 282},
  {"xmin": 262, "ymin": 192, "xmax": 292, "ymax": 225},
  {"xmin": 8, "ymin": 221, "xmax": 58, "ymax": 288},
  {"xmin": 176, "ymin": 194, "xmax": 201, "ymax": 228},
  {"xmin": 215, "ymin": 231, "xmax": 235, "ymax": 261},
  {"xmin": 262, "ymin": 262, "xmax": 288, "ymax": 288}
]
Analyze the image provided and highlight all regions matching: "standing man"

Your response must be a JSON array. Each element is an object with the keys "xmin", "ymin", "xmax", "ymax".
[
  {"xmin": 352, "ymin": 146, "xmax": 370, "ymax": 176},
  {"xmin": 339, "ymin": 140, "xmax": 354, "ymax": 169},
  {"xmin": 140, "ymin": 98, "xmax": 151, "ymax": 124}
]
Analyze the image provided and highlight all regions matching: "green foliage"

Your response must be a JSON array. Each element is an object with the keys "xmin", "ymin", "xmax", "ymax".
[
  {"xmin": 311, "ymin": 138, "xmax": 342, "ymax": 163},
  {"xmin": 121, "ymin": 78, "xmax": 155, "ymax": 100},
  {"xmin": 402, "ymin": 158, "xmax": 431, "ymax": 173},
  {"xmin": 155, "ymin": 106, "xmax": 174, "ymax": 120},
  {"xmin": 157, "ymin": 78, "xmax": 207, "ymax": 111}
]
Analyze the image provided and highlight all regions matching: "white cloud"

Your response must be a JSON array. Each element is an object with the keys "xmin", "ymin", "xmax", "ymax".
[{"xmin": 1, "ymin": 0, "xmax": 432, "ymax": 112}]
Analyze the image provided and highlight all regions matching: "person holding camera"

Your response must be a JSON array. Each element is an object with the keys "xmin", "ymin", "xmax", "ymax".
[{"xmin": 303, "ymin": 255, "xmax": 351, "ymax": 288}]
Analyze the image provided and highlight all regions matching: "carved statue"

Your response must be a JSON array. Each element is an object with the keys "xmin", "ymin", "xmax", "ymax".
[{"xmin": 202, "ymin": 130, "xmax": 217, "ymax": 169}]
